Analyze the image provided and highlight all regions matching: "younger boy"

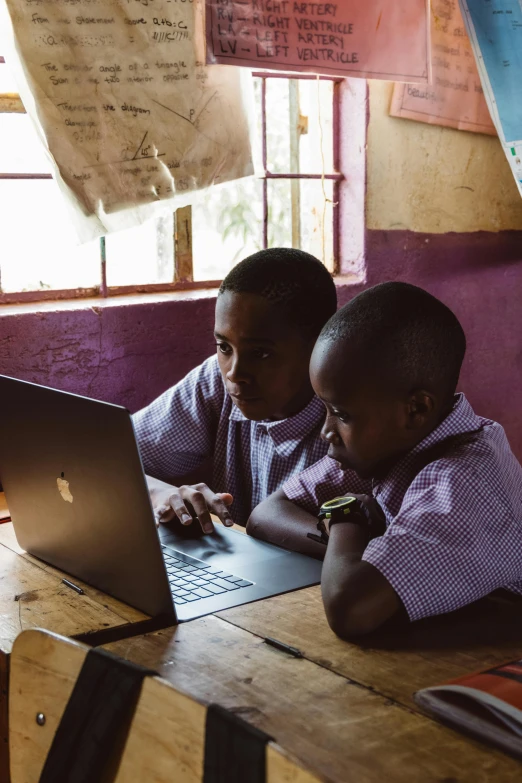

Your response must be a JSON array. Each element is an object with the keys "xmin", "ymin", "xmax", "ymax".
[
  {"xmin": 133, "ymin": 248, "xmax": 337, "ymax": 533},
  {"xmin": 247, "ymin": 282, "xmax": 522, "ymax": 637}
]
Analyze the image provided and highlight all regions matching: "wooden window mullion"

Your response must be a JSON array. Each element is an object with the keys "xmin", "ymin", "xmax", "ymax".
[{"xmin": 174, "ymin": 205, "xmax": 193, "ymax": 283}]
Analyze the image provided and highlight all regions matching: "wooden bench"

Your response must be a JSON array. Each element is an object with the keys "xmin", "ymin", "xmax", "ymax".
[{"xmin": 9, "ymin": 628, "xmax": 321, "ymax": 783}]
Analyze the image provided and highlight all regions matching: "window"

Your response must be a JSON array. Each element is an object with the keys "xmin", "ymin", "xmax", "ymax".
[
  {"xmin": 192, "ymin": 74, "xmax": 342, "ymax": 280},
  {"xmin": 0, "ymin": 57, "xmax": 342, "ymax": 304}
]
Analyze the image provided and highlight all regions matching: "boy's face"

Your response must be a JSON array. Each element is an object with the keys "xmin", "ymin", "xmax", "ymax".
[
  {"xmin": 214, "ymin": 291, "xmax": 315, "ymax": 421},
  {"xmin": 310, "ymin": 338, "xmax": 429, "ymax": 479}
]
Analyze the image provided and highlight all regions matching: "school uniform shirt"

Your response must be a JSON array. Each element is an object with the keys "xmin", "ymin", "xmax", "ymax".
[
  {"xmin": 283, "ymin": 394, "xmax": 522, "ymax": 622},
  {"xmin": 133, "ymin": 355, "xmax": 328, "ymax": 526}
]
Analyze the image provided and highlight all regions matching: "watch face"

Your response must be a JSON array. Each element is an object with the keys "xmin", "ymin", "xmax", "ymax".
[{"xmin": 320, "ymin": 496, "xmax": 357, "ymax": 520}]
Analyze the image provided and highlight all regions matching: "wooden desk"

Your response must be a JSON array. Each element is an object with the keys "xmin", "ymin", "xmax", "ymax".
[
  {"xmin": 216, "ymin": 586, "xmax": 522, "ymax": 712},
  {"xmin": 3, "ymin": 501, "xmax": 522, "ymax": 781},
  {"xmin": 0, "ymin": 522, "xmax": 155, "ymax": 783},
  {"xmin": 104, "ymin": 592, "xmax": 522, "ymax": 782}
]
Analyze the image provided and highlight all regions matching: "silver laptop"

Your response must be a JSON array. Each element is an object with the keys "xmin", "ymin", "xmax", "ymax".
[{"xmin": 0, "ymin": 375, "xmax": 322, "ymax": 622}]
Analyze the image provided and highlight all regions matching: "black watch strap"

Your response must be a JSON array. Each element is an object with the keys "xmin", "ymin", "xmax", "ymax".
[{"xmin": 317, "ymin": 496, "xmax": 370, "ymax": 540}]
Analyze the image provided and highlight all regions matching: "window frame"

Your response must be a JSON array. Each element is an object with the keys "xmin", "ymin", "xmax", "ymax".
[
  {"xmin": 0, "ymin": 56, "xmax": 23, "ymax": 113},
  {"xmin": 0, "ymin": 65, "xmax": 343, "ymax": 305},
  {"xmin": 255, "ymin": 71, "xmax": 343, "ymax": 274}
]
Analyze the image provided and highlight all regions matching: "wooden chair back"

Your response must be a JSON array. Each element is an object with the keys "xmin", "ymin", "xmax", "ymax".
[{"xmin": 9, "ymin": 629, "xmax": 323, "ymax": 783}]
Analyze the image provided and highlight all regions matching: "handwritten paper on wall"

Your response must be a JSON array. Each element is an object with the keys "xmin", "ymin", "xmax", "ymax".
[
  {"xmin": 206, "ymin": 0, "xmax": 430, "ymax": 83},
  {"xmin": 1, "ymin": 0, "xmax": 254, "ymax": 240},
  {"xmin": 459, "ymin": 0, "xmax": 522, "ymax": 196},
  {"xmin": 390, "ymin": 0, "xmax": 495, "ymax": 135}
]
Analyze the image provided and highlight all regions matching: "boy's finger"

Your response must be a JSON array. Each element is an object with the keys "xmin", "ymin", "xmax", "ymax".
[
  {"xmin": 217, "ymin": 492, "xmax": 235, "ymax": 522},
  {"xmin": 201, "ymin": 488, "xmax": 234, "ymax": 526},
  {"xmin": 210, "ymin": 494, "xmax": 235, "ymax": 526},
  {"xmin": 155, "ymin": 504, "xmax": 175, "ymax": 524},
  {"xmin": 184, "ymin": 489, "xmax": 214, "ymax": 534},
  {"xmin": 167, "ymin": 490, "xmax": 195, "ymax": 527}
]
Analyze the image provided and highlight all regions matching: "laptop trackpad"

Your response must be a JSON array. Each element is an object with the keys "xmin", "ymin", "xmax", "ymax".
[{"xmin": 159, "ymin": 523, "xmax": 285, "ymax": 570}]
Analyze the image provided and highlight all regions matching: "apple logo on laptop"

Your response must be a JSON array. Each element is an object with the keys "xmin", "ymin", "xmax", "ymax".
[{"xmin": 57, "ymin": 472, "xmax": 73, "ymax": 504}]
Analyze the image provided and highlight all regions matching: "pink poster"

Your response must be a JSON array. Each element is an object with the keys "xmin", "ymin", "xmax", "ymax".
[
  {"xmin": 390, "ymin": 0, "xmax": 496, "ymax": 135},
  {"xmin": 206, "ymin": 0, "xmax": 430, "ymax": 83}
]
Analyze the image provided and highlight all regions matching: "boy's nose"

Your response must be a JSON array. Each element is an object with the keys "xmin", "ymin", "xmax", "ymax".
[
  {"xmin": 321, "ymin": 425, "xmax": 341, "ymax": 444},
  {"xmin": 226, "ymin": 357, "xmax": 250, "ymax": 384}
]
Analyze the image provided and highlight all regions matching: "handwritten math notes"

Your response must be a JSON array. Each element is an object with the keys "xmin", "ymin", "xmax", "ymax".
[
  {"xmin": 205, "ymin": 0, "xmax": 430, "ymax": 82},
  {"xmin": 2, "ymin": 0, "xmax": 253, "ymax": 239},
  {"xmin": 390, "ymin": 0, "xmax": 495, "ymax": 136}
]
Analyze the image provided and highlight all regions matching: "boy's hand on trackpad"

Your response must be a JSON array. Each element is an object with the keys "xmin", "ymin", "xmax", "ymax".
[{"xmin": 154, "ymin": 483, "xmax": 234, "ymax": 534}]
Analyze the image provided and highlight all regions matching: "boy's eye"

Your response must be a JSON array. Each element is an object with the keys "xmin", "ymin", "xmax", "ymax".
[
  {"xmin": 215, "ymin": 342, "xmax": 232, "ymax": 355},
  {"xmin": 252, "ymin": 348, "xmax": 271, "ymax": 360},
  {"xmin": 333, "ymin": 410, "xmax": 350, "ymax": 424}
]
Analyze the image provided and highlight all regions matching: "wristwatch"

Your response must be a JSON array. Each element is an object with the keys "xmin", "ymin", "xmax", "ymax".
[{"xmin": 313, "ymin": 496, "xmax": 370, "ymax": 544}]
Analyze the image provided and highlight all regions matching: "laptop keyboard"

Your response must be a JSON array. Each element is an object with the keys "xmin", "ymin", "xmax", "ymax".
[{"xmin": 161, "ymin": 545, "xmax": 254, "ymax": 604}]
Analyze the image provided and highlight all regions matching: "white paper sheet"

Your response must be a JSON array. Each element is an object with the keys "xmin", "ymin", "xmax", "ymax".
[{"xmin": 1, "ymin": 0, "xmax": 254, "ymax": 241}]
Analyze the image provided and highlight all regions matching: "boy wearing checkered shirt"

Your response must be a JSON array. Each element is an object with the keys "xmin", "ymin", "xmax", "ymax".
[
  {"xmin": 133, "ymin": 248, "xmax": 337, "ymax": 533},
  {"xmin": 247, "ymin": 282, "xmax": 522, "ymax": 638}
]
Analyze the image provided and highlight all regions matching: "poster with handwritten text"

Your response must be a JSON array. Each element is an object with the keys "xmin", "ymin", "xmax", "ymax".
[
  {"xmin": 206, "ymin": 0, "xmax": 430, "ymax": 82},
  {"xmin": 1, "ymin": 0, "xmax": 254, "ymax": 240},
  {"xmin": 390, "ymin": 0, "xmax": 495, "ymax": 135}
]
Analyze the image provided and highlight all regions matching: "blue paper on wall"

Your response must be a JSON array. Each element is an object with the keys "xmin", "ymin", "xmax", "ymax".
[{"xmin": 460, "ymin": 0, "xmax": 522, "ymax": 195}]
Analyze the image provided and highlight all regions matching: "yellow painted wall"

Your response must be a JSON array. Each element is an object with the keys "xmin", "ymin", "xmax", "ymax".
[{"xmin": 366, "ymin": 81, "xmax": 522, "ymax": 233}]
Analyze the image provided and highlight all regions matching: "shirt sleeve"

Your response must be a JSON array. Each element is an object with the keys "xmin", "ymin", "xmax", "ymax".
[
  {"xmin": 132, "ymin": 356, "xmax": 224, "ymax": 482},
  {"xmin": 282, "ymin": 455, "xmax": 372, "ymax": 514},
  {"xmin": 363, "ymin": 460, "xmax": 522, "ymax": 622}
]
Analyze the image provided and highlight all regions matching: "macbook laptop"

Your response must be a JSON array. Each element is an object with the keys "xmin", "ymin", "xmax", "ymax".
[{"xmin": 0, "ymin": 375, "xmax": 322, "ymax": 622}]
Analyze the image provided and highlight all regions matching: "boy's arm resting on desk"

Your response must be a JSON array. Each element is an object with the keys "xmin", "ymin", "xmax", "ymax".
[
  {"xmin": 321, "ymin": 524, "xmax": 402, "ymax": 638},
  {"xmin": 323, "ymin": 460, "xmax": 522, "ymax": 639},
  {"xmin": 247, "ymin": 455, "xmax": 373, "ymax": 559},
  {"xmin": 247, "ymin": 489, "xmax": 402, "ymax": 633},
  {"xmin": 246, "ymin": 488, "xmax": 327, "ymax": 560}
]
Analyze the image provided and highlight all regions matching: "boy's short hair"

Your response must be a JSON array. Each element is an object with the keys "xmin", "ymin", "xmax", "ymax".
[
  {"xmin": 219, "ymin": 248, "xmax": 337, "ymax": 339},
  {"xmin": 320, "ymin": 282, "xmax": 466, "ymax": 401}
]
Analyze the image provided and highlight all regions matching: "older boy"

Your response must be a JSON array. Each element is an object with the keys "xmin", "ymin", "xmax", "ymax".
[
  {"xmin": 133, "ymin": 248, "xmax": 337, "ymax": 532},
  {"xmin": 247, "ymin": 282, "xmax": 522, "ymax": 637}
]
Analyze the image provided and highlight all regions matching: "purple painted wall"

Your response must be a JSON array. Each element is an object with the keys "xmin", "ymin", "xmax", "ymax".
[
  {"xmin": 360, "ymin": 230, "xmax": 522, "ymax": 460},
  {"xmin": 0, "ymin": 295, "xmax": 216, "ymax": 414},
  {"xmin": 0, "ymin": 229, "xmax": 521, "ymax": 460}
]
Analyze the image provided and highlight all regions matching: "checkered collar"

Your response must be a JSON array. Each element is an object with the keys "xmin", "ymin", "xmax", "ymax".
[
  {"xmin": 229, "ymin": 394, "xmax": 325, "ymax": 458},
  {"xmin": 409, "ymin": 393, "xmax": 482, "ymax": 456},
  {"xmin": 374, "ymin": 393, "xmax": 483, "ymax": 503}
]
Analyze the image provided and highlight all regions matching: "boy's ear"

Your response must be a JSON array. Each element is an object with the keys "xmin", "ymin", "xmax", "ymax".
[{"xmin": 405, "ymin": 390, "xmax": 436, "ymax": 429}]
